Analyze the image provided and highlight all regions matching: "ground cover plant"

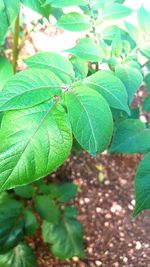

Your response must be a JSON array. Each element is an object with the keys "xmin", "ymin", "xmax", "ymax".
[{"xmin": 0, "ymin": 0, "xmax": 150, "ymax": 265}]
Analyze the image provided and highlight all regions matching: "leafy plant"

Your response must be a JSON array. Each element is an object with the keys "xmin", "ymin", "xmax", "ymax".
[{"xmin": 0, "ymin": 0, "xmax": 150, "ymax": 264}]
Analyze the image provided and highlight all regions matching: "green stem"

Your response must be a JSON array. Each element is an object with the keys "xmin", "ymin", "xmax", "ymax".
[{"xmin": 12, "ymin": 14, "xmax": 20, "ymax": 74}]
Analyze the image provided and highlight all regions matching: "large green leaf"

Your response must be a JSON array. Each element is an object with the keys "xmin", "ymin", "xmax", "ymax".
[
  {"xmin": 115, "ymin": 65, "xmax": 143, "ymax": 104},
  {"xmin": 0, "ymin": 69, "xmax": 62, "ymax": 112},
  {"xmin": 21, "ymin": 0, "xmax": 51, "ymax": 19},
  {"xmin": 24, "ymin": 52, "xmax": 75, "ymax": 83},
  {"xmin": 42, "ymin": 210, "xmax": 84, "ymax": 259},
  {"xmin": 84, "ymin": 70, "xmax": 130, "ymax": 114},
  {"xmin": 64, "ymin": 38, "xmax": 103, "ymax": 62},
  {"xmin": 0, "ymin": 0, "xmax": 20, "ymax": 45},
  {"xmin": 0, "ymin": 102, "xmax": 72, "ymax": 191},
  {"xmin": 125, "ymin": 21, "xmax": 140, "ymax": 43},
  {"xmin": 109, "ymin": 119, "xmax": 150, "ymax": 154},
  {"xmin": 133, "ymin": 152, "xmax": 150, "ymax": 216},
  {"xmin": 0, "ymin": 57, "xmax": 13, "ymax": 91},
  {"xmin": 64, "ymin": 86, "xmax": 113, "ymax": 156},
  {"xmin": 35, "ymin": 195, "xmax": 61, "ymax": 223},
  {"xmin": 45, "ymin": 0, "xmax": 87, "ymax": 7},
  {"xmin": 100, "ymin": 3, "xmax": 132, "ymax": 20},
  {"xmin": 0, "ymin": 243, "xmax": 37, "ymax": 267},
  {"xmin": 137, "ymin": 5, "xmax": 150, "ymax": 34},
  {"xmin": 56, "ymin": 12, "xmax": 91, "ymax": 32},
  {"xmin": 0, "ymin": 196, "xmax": 24, "ymax": 253}
]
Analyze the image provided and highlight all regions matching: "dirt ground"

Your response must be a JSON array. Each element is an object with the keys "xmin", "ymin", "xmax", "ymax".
[{"xmin": 27, "ymin": 152, "xmax": 150, "ymax": 267}]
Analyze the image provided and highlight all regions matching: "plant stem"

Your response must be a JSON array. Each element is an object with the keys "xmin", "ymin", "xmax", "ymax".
[{"xmin": 12, "ymin": 14, "xmax": 20, "ymax": 74}]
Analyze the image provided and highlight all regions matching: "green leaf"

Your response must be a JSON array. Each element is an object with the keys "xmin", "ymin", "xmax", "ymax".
[
  {"xmin": 63, "ymin": 206, "xmax": 77, "ymax": 218},
  {"xmin": 115, "ymin": 65, "xmax": 143, "ymax": 104},
  {"xmin": 14, "ymin": 184, "xmax": 35, "ymax": 199},
  {"xmin": 21, "ymin": 0, "xmax": 51, "ymax": 19},
  {"xmin": 42, "ymin": 215, "xmax": 84, "ymax": 259},
  {"xmin": 144, "ymin": 73, "xmax": 150, "ymax": 92},
  {"xmin": 84, "ymin": 70, "xmax": 130, "ymax": 114},
  {"xmin": 133, "ymin": 152, "xmax": 150, "ymax": 216},
  {"xmin": 137, "ymin": 5, "xmax": 150, "ymax": 34},
  {"xmin": 64, "ymin": 38, "xmax": 102, "ymax": 62},
  {"xmin": 100, "ymin": 3, "xmax": 132, "ymax": 20},
  {"xmin": 0, "ymin": 102, "xmax": 72, "ymax": 191},
  {"xmin": 0, "ymin": 0, "xmax": 20, "ymax": 45},
  {"xmin": 0, "ymin": 57, "xmax": 13, "ymax": 91},
  {"xmin": 38, "ymin": 183, "xmax": 59, "ymax": 196},
  {"xmin": 57, "ymin": 183, "xmax": 78, "ymax": 202},
  {"xmin": 45, "ymin": 0, "xmax": 87, "ymax": 7},
  {"xmin": 142, "ymin": 95, "xmax": 150, "ymax": 112},
  {"xmin": 111, "ymin": 30, "xmax": 122, "ymax": 57},
  {"xmin": 24, "ymin": 52, "xmax": 75, "ymax": 83},
  {"xmin": 109, "ymin": 119, "xmax": 150, "ymax": 154},
  {"xmin": 0, "ymin": 197, "xmax": 24, "ymax": 253},
  {"xmin": 56, "ymin": 12, "xmax": 91, "ymax": 32},
  {"xmin": 35, "ymin": 195, "xmax": 60, "ymax": 223},
  {"xmin": 125, "ymin": 21, "xmax": 140, "ymax": 43},
  {"xmin": 0, "ymin": 243, "xmax": 37, "ymax": 267},
  {"xmin": 24, "ymin": 210, "xmax": 38, "ymax": 236},
  {"xmin": 64, "ymin": 86, "xmax": 113, "ymax": 156},
  {"xmin": 140, "ymin": 42, "xmax": 150, "ymax": 58},
  {"xmin": 0, "ymin": 69, "xmax": 62, "ymax": 112},
  {"xmin": 70, "ymin": 56, "xmax": 88, "ymax": 80}
]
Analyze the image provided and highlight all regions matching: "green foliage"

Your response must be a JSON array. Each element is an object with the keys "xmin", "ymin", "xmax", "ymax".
[
  {"xmin": 134, "ymin": 152, "xmax": 150, "ymax": 216},
  {"xmin": 0, "ymin": 243, "xmax": 38, "ymax": 267},
  {"xmin": 64, "ymin": 86, "xmax": 113, "ymax": 156},
  {"xmin": 1, "ymin": 0, "xmax": 150, "ymax": 263},
  {"xmin": 110, "ymin": 119, "xmax": 150, "ymax": 154},
  {"xmin": 0, "ymin": 57, "xmax": 13, "ymax": 91},
  {"xmin": 56, "ymin": 12, "xmax": 91, "ymax": 32},
  {"xmin": 42, "ymin": 208, "xmax": 84, "ymax": 259}
]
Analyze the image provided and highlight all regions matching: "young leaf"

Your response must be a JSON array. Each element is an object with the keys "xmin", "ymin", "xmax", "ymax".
[
  {"xmin": 109, "ymin": 119, "xmax": 150, "ymax": 154},
  {"xmin": 100, "ymin": 3, "xmax": 132, "ymax": 20},
  {"xmin": 84, "ymin": 70, "xmax": 130, "ymax": 114},
  {"xmin": 133, "ymin": 152, "xmax": 150, "ymax": 216},
  {"xmin": 0, "ymin": 198, "xmax": 24, "ymax": 253},
  {"xmin": 21, "ymin": 0, "xmax": 51, "ymax": 19},
  {"xmin": 24, "ymin": 210, "xmax": 38, "ymax": 236},
  {"xmin": 64, "ymin": 38, "xmax": 102, "ymax": 62},
  {"xmin": 35, "ymin": 195, "xmax": 60, "ymax": 223},
  {"xmin": 14, "ymin": 184, "xmax": 35, "ymax": 199},
  {"xmin": 56, "ymin": 12, "xmax": 91, "ymax": 32},
  {"xmin": 0, "ymin": 69, "xmax": 62, "ymax": 112},
  {"xmin": 70, "ymin": 56, "xmax": 88, "ymax": 80},
  {"xmin": 115, "ymin": 65, "xmax": 143, "ymax": 104},
  {"xmin": 42, "ymin": 214, "xmax": 84, "ymax": 259},
  {"xmin": 0, "ymin": 102, "xmax": 72, "ymax": 191},
  {"xmin": 0, "ymin": 57, "xmax": 13, "ymax": 91},
  {"xmin": 57, "ymin": 183, "xmax": 78, "ymax": 202},
  {"xmin": 111, "ymin": 30, "xmax": 122, "ymax": 57},
  {"xmin": 24, "ymin": 52, "xmax": 75, "ymax": 83},
  {"xmin": 0, "ymin": 243, "xmax": 38, "ymax": 267},
  {"xmin": 137, "ymin": 5, "xmax": 150, "ymax": 34},
  {"xmin": 45, "ymin": 0, "xmax": 87, "ymax": 7},
  {"xmin": 142, "ymin": 95, "xmax": 150, "ymax": 112},
  {"xmin": 64, "ymin": 86, "xmax": 113, "ymax": 156}
]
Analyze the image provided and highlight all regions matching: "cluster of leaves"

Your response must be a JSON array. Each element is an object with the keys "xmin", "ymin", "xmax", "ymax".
[
  {"xmin": 0, "ymin": 0, "xmax": 150, "ymax": 263},
  {"xmin": 0, "ymin": 181, "xmax": 83, "ymax": 265}
]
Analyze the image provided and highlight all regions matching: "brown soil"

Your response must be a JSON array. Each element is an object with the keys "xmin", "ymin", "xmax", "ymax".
[{"xmin": 28, "ymin": 152, "xmax": 150, "ymax": 267}]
